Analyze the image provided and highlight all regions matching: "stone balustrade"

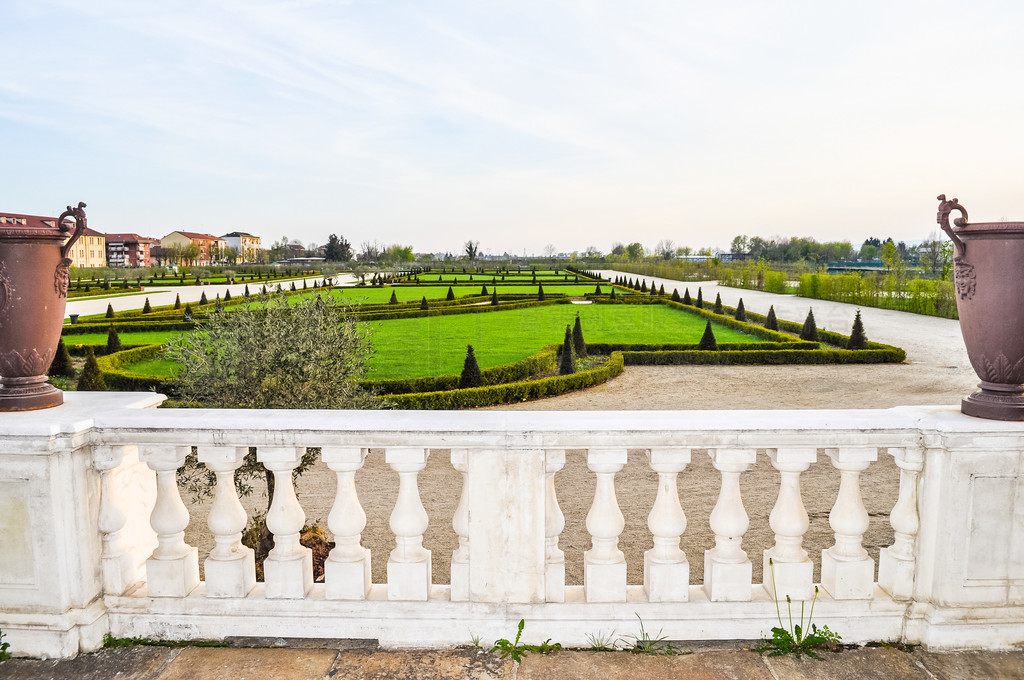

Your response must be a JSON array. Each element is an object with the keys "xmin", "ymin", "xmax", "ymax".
[{"xmin": 1, "ymin": 393, "xmax": 1023, "ymax": 658}]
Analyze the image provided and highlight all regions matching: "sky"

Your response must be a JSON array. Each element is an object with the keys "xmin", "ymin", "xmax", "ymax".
[{"xmin": 3, "ymin": 1, "xmax": 1024, "ymax": 256}]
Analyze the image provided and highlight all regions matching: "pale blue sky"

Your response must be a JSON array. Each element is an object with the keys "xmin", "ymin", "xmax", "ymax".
[{"xmin": 3, "ymin": 1, "xmax": 1023, "ymax": 255}]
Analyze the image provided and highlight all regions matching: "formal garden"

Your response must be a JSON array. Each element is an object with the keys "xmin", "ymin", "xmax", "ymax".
[{"xmin": 51, "ymin": 267, "xmax": 905, "ymax": 409}]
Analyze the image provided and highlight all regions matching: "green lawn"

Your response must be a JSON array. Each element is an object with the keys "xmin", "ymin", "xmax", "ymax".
[
  {"xmin": 128, "ymin": 357, "xmax": 181, "ymax": 377},
  {"xmin": 63, "ymin": 331, "xmax": 184, "ymax": 346},
  {"xmin": 365, "ymin": 303, "xmax": 757, "ymax": 379},
  {"xmin": 327, "ymin": 284, "xmax": 604, "ymax": 305}
]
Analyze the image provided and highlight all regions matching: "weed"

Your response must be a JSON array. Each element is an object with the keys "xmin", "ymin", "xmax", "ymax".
[
  {"xmin": 586, "ymin": 631, "xmax": 618, "ymax": 652},
  {"xmin": 470, "ymin": 633, "xmax": 482, "ymax": 648},
  {"xmin": 618, "ymin": 615, "xmax": 684, "ymax": 655},
  {"xmin": 490, "ymin": 619, "xmax": 561, "ymax": 663},
  {"xmin": 103, "ymin": 634, "xmax": 228, "ymax": 649},
  {"xmin": 0, "ymin": 627, "xmax": 11, "ymax": 661},
  {"xmin": 757, "ymin": 558, "xmax": 842, "ymax": 660}
]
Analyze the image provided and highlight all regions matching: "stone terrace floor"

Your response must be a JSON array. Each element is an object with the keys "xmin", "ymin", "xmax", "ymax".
[{"xmin": 3, "ymin": 641, "xmax": 1024, "ymax": 679}]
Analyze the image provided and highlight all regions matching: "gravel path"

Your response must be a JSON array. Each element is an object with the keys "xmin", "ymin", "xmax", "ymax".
[{"xmin": 184, "ymin": 271, "xmax": 980, "ymax": 589}]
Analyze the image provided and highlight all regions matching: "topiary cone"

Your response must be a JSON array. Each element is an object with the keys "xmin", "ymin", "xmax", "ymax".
[
  {"xmin": 459, "ymin": 345, "xmax": 484, "ymax": 388},
  {"xmin": 698, "ymin": 320, "xmax": 718, "ymax": 351},
  {"xmin": 847, "ymin": 310, "xmax": 868, "ymax": 349},
  {"xmin": 800, "ymin": 308, "xmax": 819, "ymax": 342},
  {"xmin": 76, "ymin": 348, "xmax": 106, "ymax": 392},
  {"xmin": 765, "ymin": 305, "xmax": 779, "ymax": 331}
]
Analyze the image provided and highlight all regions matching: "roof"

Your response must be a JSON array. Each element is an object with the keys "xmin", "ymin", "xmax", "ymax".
[
  {"xmin": 0, "ymin": 212, "xmax": 66, "ymax": 229},
  {"xmin": 222, "ymin": 231, "xmax": 258, "ymax": 238},
  {"xmin": 169, "ymin": 231, "xmax": 222, "ymax": 241},
  {"xmin": 105, "ymin": 233, "xmax": 159, "ymax": 243}
]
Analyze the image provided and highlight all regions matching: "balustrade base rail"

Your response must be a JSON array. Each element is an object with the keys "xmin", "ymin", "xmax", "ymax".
[{"xmin": 2, "ymin": 394, "xmax": 1023, "ymax": 658}]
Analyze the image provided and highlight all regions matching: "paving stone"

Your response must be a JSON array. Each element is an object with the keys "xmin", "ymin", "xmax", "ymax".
[
  {"xmin": 762, "ymin": 646, "xmax": 929, "ymax": 680},
  {"xmin": 328, "ymin": 648, "xmax": 513, "ymax": 680},
  {"xmin": 0, "ymin": 645, "xmax": 180, "ymax": 680},
  {"xmin": 156, "ymin": 647, "xmax": 338, "ymax": 680},
  {"xmin": 914, "ymin": 649, "xmax": 1024, "ymax": 679},
  {"xmin": 517, "ymin": 650, "xmax": 775, "ymax": 680}
]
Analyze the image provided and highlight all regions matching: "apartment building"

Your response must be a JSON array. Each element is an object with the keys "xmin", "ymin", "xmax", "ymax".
[
  {"xmin": 221, "ymin": 231, "xmax": 262, "ymax": 263},
  {"xmin": 161, "ymin": 231, "xmax": 226, "ymax": 265},
  {"xmin": 105, "ymin": 233, "xmax": 160, "ymax": 268}
]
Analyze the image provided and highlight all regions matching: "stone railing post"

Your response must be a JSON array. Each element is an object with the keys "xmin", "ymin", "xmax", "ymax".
[
  {"xmin": 821, "ymin": 446, "xmax": 877, "ymax": 600},
  {"xmin": 584, "ymin": 448, "xmax": 628, "ymax": 603},
  {"xmin": 138, "ymin": 444, "xmax": 199, "ymax": 598},
  {"xmin": 878, "ymin": 446, "xmax": 923, "ymax": 600},
  {"xmin": 197, "ymin": 445, "xmax": 255, "ymax": 598},
  {"xmin": 387, "ymin": 447, "xmax": 431, "ymax": 601},
  {"xmin": 450, "ymin": 448, "xmax": 470, "ymax": 602},
  {"xmin": 323, "ymin": 446, "xmax": 371, "ymax": 600},
  {"xmin": 644, "ymin": 448, "xmax": 690, "ymax": 602},
  {"xmin": 763, "ymin": 447, "xmax": 816, "ymax": 601},
  {"xmin": 257, "ymin": 446, "xmax": 313, "ymax": 599},
  {"xmin": 545, "ymin": 449, "xmax": 566, "ymax": 603},
  {"xmin": 93, "ymin": 444, "xmax": 151, "ymax": 596},
  {"xmin": 704, "ymin": 447, "xmax": 756, "ymax": 601}
]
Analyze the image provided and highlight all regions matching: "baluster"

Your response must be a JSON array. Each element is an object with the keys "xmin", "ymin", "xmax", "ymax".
[
  {"xmin": 323, "ymin": 447, "xmax": 371, "ymax": 600},
  {"xmin": 138, "ymin": 444, "xmax": 199, "ymax": 597},
  {"xmin": 763, "ymin": 448, "xmax": 816, "ymax": 601},
  {"xmin": 704, "ymin": 448, "xmax": 756, "ymax": 601},
  {"xmin": 386, "ymin": 447, "xmax": 431, "ymax": 601},
  {"xmin": 878, "ymin": 447, "xmax": 923, "ymax": 600},
  {"xmin": 94, "ymin": 445, "xmax": 144, "ymax": 595},
  {"xmin": 257, "ymin": 446, "xmax": 312, "ymax": 599},
  {"xmin": 644, "ymin": 448, "xmax": 690, "ymax": 602},
  {"xmin": 584, "ymin": 448, "xmax": 628, "ymax": 603},
  {"xmin": 545, "ymin": 449, "xmax": 566, "ymax": 603},
  {"xmin": 198, "ymin": 446, "xmax": 255, "ymax": 598},
  {"xmin": 450, "ymin": 448, "xmax": 470, "ymax": 602},
  {"xmin": 821, "ymin": 447, "xmax": 877, "ymax": 599}
]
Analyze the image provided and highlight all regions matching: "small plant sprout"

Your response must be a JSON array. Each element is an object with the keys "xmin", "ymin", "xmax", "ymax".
[
  {"xmin": 586, "ymin": 631, "xmax": 618, "ymax": 652},
  {"xmin": 757, "ymin": 558, "xmax": 842, "ymax": 660},
  {"xmin": 490, "ymin": 619, "xmax": 561, "ymax": 663},
  {"xmin": 618, "ymin": 614, "xmax": 682, "ymax": 655}
]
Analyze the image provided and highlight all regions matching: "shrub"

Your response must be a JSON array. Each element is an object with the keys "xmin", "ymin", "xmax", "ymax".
[
  {"xmin": 800, "ymin": 308, "xmax": 819, "ymax": 342},
  {"xmin": 682, "ymin": 288, "xmax": 691, "ymax": 305},
  {"xmin": 572, "ymin": 313, "xmax": 587, "ymax": 358},
  {"xmin": 200, "ymin": 292, "xmax": 208, "ymax": 306},
  {"xmin": 559, "ymin": 325, "xmax": 575, "ymax": 375},
  {"xmin": 105, "ymin": 303, "xmax": 115, "ymax": 319},
  {"xmin": 174, "ymin": 294, "xmax": 181, "ymax": 310},
  {"xmin": 389, "ymin": 290, "xmax": 398, "ymax": 305},
  {"xmin": 640, "ymin": 280, "xmax": 648, "ymax": 293},
  {"xmin": 481, "ymin": 285, "xmax": 488, "ymax": 295},
  {"xmin": 244, "ymin": 285, "xmax": 251, "ymax": 297},
  {"xmin": 446, "ymin": 286, "xmax": 455, "ymax": 301},
  {"xmin": 142, "ymin": 298, "xmax": 152, "ymax": 314},
  {"xmin": 659, "ymin": 284, "xmax": 665, "ymax": 295},
  {"xmin": 713, "ymin": 293, "xmax": 724, "ymax": 314},
  {"xmin": 695, "ymin": 288, "xmax": 703, "ymax": 309},
  {"xmin": 538, "ymin": 284, "xmax": 545, "ymax": 300},
  {"xmin": 765, "ymin": 305, "xmax": 779, "ymax": 331},
  {"xmin": 48, "ymin": 339, "xmax": 75, "ymax": 378},
  {"xmin": 77, "ymin": 348, "xmax": 106, "ymax": 391},
  {"xmin": 420, "ymin": 296, "xmax": 428, "ymax": 310},
  {"xmin": 184, "ymin": 303, "xmax": 193, "ymax": 319},
  {"xmin": 698, "ymin": 320, "xmax": 718, "ymax": 351},
  {"xmin": 459, "ymin": 345, "xmax": 484, "ymax": 388},
  {"xmin": 609, "ymin": 288, "xmax": 617, "ymax": 300},
  {"xmin": 106, "ymin": 327, "xmax": 122, "ymax": 354},
  {"xmin": 734, "ymin": 299, "xmax": 746, "ymax": 322},
  {"xmin": 595, "ymin": 284, "xmax": 603, "ymax": 295},
  {"xmin": 224, "ymin": 290, "xmax": 232, "ymax": 302},
  {"xmin": 848, "ymin": 310, "xmax": 867, "ymax": 349},
  {"xmin": 491, "ymin": 290, "xmax": 499, "ymax": 305},
  {"xmin": 671, "ymin": 288, "xmax": 680, "ymax": 302}
]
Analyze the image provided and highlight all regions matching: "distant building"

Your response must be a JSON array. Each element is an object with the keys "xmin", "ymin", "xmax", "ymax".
[
  {"xmin": 105, "ymin": 233, "xmax": 159, "ymax": 268},
  {"xmin": 1, "ymin": 211, "xmax": 107, "ymax": 268},
  {"xmin": 221, "ymin": 231, "xmax": 262, "ymax": 263},
  {"xmin": 161, "ymin": 231, "xmax": 227, "ymax": 265}
]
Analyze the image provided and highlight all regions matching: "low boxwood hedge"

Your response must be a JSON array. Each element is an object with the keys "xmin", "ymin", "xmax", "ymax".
[{"xmin": 96, "ymin": 344, "xmax": 169, "ymax": 391}]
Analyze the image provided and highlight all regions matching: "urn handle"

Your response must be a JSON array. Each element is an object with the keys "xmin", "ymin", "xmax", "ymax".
[
  {"xmin": 57, "ymin": 202, "xmax": 88, "ymax": 260},
  {"xmin": 936, "ymin": 194, "xmax": 967, "ymax": 258}
]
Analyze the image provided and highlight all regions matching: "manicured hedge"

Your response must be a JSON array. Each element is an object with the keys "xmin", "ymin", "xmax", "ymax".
[
  {"xmin": 96, "ymin": 344, "xmax": 169, "ymax": 391},
  {"xmin": 64, "ymin": 342, "xmax": 149, "ymax": 357},
  {"xmin": 63, "ymin": 320, "xmax": 199, "ymax": 334},
  {"xmin": 584, "ymin": 341, "xmax": 817, "ymax": 353},
  {"xmin": 621, "ymin": 347, "xmax": 905, "ymax": 366},
  {"xmin": 351, "ymin": 297, "xmax": 569, "ymax": 322},
  {"xmin": 387, "ymin": 352, "xmax": 625, "ymax": 409}
]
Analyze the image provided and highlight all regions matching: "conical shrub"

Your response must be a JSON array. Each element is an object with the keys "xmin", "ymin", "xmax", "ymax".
[
  {"xmin": 537, "ymin": 284, "xmax": 545, "ymax": 301},
  {"xmin": 224, "ymin": 289, "xmax": 232, "ymax": 302},
  {"xmin": 595, "ymin": 284, "xmax": 603, "ymax": 295},
  {"xmin": 713, "ymin": 293, "xmax": 724, "ymax": 314},
  {"xmin": 847, "ymin": 310, "xmax": 868, "ymax": 349},
  {"xmin": 142, "ymin": 298, "xmax": 152, "ymax": 314},
  {"xmin": 244, "ymin": 285, "xmax": 251, "ymax": 297},
  {"xmin": 184, "ymin": 303, "xmax": 193, "ymax": 319},
  {"xmin": 800, "ymin": 308, "xmax": 819, "ymax": 342},
  {"xmin": 640, "ymin": 280, "xmax": 648, "ymax": 293},
  {"xmin": 572, "ymin": 314, "xmax": 587, "ymax": 358},
  {"xmin": 200, "ymin": 292, "xmax": 208, "ymax": 305},
  {"xmin": 659, "ymin": 284, "xmax": 665, "ymax": 295},
  {"xmin": 105, "ymin": 303, "xmax": 115, "ymax": 319},
  {"xmin": 559, "ymin": 325, "xmax": 575, "ymax": 375},
  {"xmin": 490, "ymin": 290, "xmax": 499, "ymax": 305},
  {"xmin": 48, "ymin": 339, "xmax": 75, "ymax": 378},
  {"xmin": 682, "ymin": 288, "xmax": 692, "ymax": 305},
  {"xmin": 446, "ymin": 286, "xmax": 455, "ymax": 301},
  {"xmin": 459, "ymin": 345, "xmax": 484, "ymax": 388},
  {"xmin": 698, "ymin": 320, "xmax": 718, "ymax": 351},
  {"xmin": 174, "ymin": 294, "xmax": 181, "ymax": 309},
  {"xmin": 389, "ymin": 290, "xmax": 398, "ymax": 305},
  {"xmin": 481, "ymin": 285, "xmax": 488, "ymax": 295},
  {"xmin": 609, "ymin": 288, "xmax": 617, "ymax": 300},
  {"xmin": 420, "ymin": 296, "xmax": 428, "ymax": 310},
  {"xmin": 695, "ymin": 288, "xmax": 703, "ymax": 309},
  {"xmin": 106, "ymin": 327, "xmax": 122, "ymax": 354},
  {"xmin": 76, "ymin": 348, "xmax": 106, "ymax": 391},
  {"xmin": 765, "ymin": 305, "xmax": 779, "ymax": 331},
  {"xmin": 734, "ymin": 299, "xmax": 746, "ymax": 322},
  {"xmin": 671, "ymin": 288, "xmax": 680, "ymax": 302}
]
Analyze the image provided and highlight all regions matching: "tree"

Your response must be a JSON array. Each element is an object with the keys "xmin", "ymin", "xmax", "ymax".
[
  {"xmin": 174, "ymin": 294, "xmax": 181, "ymax": 310},
  {"xmin": 324, "ymin": 234, "xmax": 353, "ymax": 262},
  {"xmin": 106, "ymin": 328, "xmax": 122, "ymax": 354},
  {"xmin": 734, "ymin": 299, "xmax": 746, "ymax": 322},
  {"xmin": 446, "ymin": 286, "xmax": 455, "ymax": 301},
  {"xmin": 654, "ymin": 239, "xmax": 676, "ymax": 260},
  {"xmin": 491, "ymin": 289, "xmax": 499, "ymax": 305},
  {"xmin": 847, "ymin": 310, "xmax": 868, "ymax": 349},
  {"xmin": 142, "ymin": 298, "xmax": 152, "ymax": 314},
  {"xmin": 559, "ymin": 325, "xmax": 575, "ymax": 375},
  {"xmin": 671, "ymin": 288, "xmax": 681, "ymax": 302},
  {"xmin": 224, "ymin": 290, "xmax": 232, "ymax": 302},
  {"xmin": 383, "ymin": 244, "xmax": 415, "ymax": 263},
  {"xmin": 359, "ymin": 240, "xmax": 383, "ymax": 262},
  {"xmin": 76, "ymin": 348, "xmax": 105, "ymax": 391},
  {"xmin": 48, "ymin": 339, "xmax": 75, "ymax": 378},
  {"xmin": 572, "ymin": 314, "xmax": 587, "ymax": 358},
  {"xmin": 420, "ymin": 296, "xmax": 428, "ymax": 310},
  {"xmin": 543, "ymin": 244, "xmax": 557, "ymax": 258},
  {"xmin": 459, "ymin": 345, "xmax": 484, "ymax": 388},
  {"xmin": 800, "ymin": 308, "xmax": 819, "ymax": 341},
  {"xmin": 730, "ymin": 235, "xmax": 751, "ymax": 255},
  {"xmin": 389, "ymin": 290, "xmax": 398, "ymax": 305},
  {"xmin": 713, "ymin": 293, "xmax": 724, "ymax": 314},
  {"xmin": 682, "ymin": 288, "xmax": 692, "ymax": 305},
  {"xmin": 105, "ymin": 303, "xmax": 115, "ymax": 319},
  {"xmin": 695, "ymin": 288, "xmax": 703, "ymax": 309},
  {"xmin": 464, "ymin": 240, "xmax": 480, "ymax": 261},
  {"xmin": 624, "ymin": 242, "xmax": 645, "ymax": 261},
  {"xmin": 765, "ymin": 305, "xmax": 779, "ymax": 331},
  {"xmin": 200, "ymin": 292, "xmax": 208, "ymax": 306},
  {"xmin": 610, "ymin": 242, "xmax": 625, "ymax": 256},
  {"xmin": 698, "ymin": 321, "xmax": 718, "ymax": 350}
]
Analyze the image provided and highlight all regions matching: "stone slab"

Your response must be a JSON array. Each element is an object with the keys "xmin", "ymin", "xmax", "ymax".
[
  {"xmin": 156, "ymin": 647, "xmax": 338, "ymax": 680},
  {"xmin": 762, "ymin": 646, "xmax": 930, "ymax": 679},
  {"xmin": 914, "ymin": 649, "xmax": 1024, "ymax": 680},
  {"xmin": 517, "ymin": 650, "xmax": 775, "ymax": 680},
  {"xmin": 0, "ymin": 646, "xmax": 180, "ymax": 680},
  {"xmin": 329, "ymin": 648, "xmax": 512, "ymax": 679}
]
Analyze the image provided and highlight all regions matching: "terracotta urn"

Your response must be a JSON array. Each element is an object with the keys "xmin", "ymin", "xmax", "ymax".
[
  {"xmin": 937, "ymin": 194, "xmax": 1024, "ymax": 420},
  {"xmin": 0, "ymin": 202, "xmax": 87, "ymax": 411}
]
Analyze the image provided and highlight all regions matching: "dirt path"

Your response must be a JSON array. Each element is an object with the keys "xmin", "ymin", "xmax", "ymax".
[{"xmin": 184, "ymin": 273, "xmax": 978, "ymax": 588}]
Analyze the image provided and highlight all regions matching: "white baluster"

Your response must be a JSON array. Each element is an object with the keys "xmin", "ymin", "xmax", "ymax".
[
  {"xmin": 763, "ymin": 448, "xmax": 816, "ymax": 601},
  {"xmin": 584, "ymin": 448, "xmax": 628, "ymax": 603},
  {"xmin": 545, "ymin": 450, "xmax": 566, "ymax": 603},
  {"xmin": 704, "ymin": 448, "xmax": 756, "ymax": 601},
  {"xmin": 94, "ymin": 445, "xmax": 140, "ymax": 595},
  {"xmin": 198, "ymin": 446, "xmax": 255, "ymax": 598},
  {"xmin": 878, "ymin": 447, "xmax": 923, "ymax": 600},
  {"xmin": 644, "ymin": 448, "xmax": 690, "ymax": 602},
  {"xmin": 386, "ymin": 447, "xmax": 431, "ymax": 601},
  {"xmin": 323, "ymin": 447, "xmax": 371, "ymax": 600},
  {"xmin": 257, "ymin": 446, "xmax": 312, "ymax": 599},
  {"xmin": 450, "ymin": 448, "xmax": 470, "ymax": 602},
  {"xmin": 821, "ymin": 447, "xmax": 877, "ymax": 599},
  {"xmin": 138, "ymin": 444, "xmax": 199, "ymax": 597}
]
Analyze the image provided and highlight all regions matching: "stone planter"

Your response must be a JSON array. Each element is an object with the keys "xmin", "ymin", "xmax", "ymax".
[
  {"xmin": 938, "ymin": 194, "xmax": 1024, "ymax": 420},
  {"xmin": 0, "ymin": 203, "xmax": 87, "ymax": 411}
]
